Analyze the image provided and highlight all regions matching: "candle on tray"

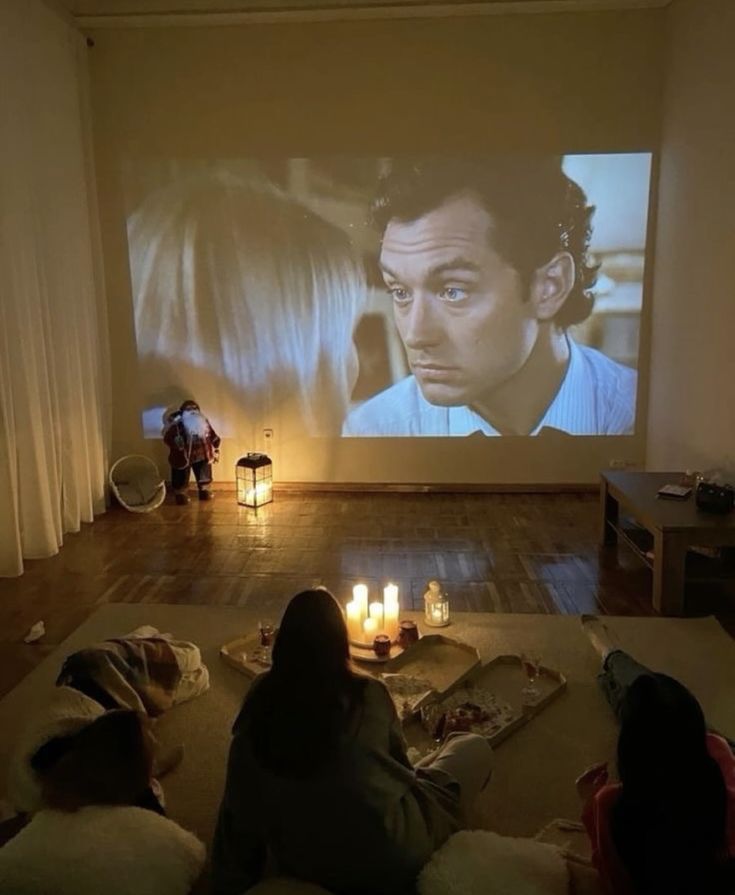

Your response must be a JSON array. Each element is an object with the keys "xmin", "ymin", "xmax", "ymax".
[
  {"xmin": 353, "ymin": 584, "xmax": 368, "ymax": 622},
  {"xmin": 373, "ymin": 634, "xmax": 391, "ymax": 658},
  {"xmin": 384, "ymin": 606, "xmax": 399, "ymax": 641},
  {"xmin": 383, "ymin": 583, "xmax": 400, "ymax": 641},
  {"xmin": 362, "ymin": 617, "xmax": 378, "ymax": 639},
  {"xmin": 368, "ymin": 602, "xmax": 384, "ymax": 633},
  {"xmin": 345, "ymin": 600, "xmax": 362, "ymax": 642}
]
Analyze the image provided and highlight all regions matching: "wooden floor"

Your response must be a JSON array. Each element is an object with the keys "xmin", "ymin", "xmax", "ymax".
[{"xmin": 2, "ymin": 490, "xmax": 734, "ymax": 700}]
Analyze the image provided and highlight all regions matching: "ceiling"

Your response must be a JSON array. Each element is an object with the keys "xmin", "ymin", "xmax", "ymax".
[{"xmin": 61, "ymin": 0, "xmax": 672, "ymax": 24}]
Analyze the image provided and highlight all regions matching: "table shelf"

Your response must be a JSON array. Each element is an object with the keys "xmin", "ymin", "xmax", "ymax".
[
  {"xmin": 606, "ymin": 518, "xmax": 654, "ymax": 570},
  {"xmin": 606, "ymin": 516, "xmax": 735, "ymax": 582}
]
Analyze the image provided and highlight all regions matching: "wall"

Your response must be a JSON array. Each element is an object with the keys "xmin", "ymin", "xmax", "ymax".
[
  {"xmin": 87, "ymin": 10, "xmax": 665, "ymax": 483},
  {"xmin": 647, "ymin": 0, "xmax": 735, "ymax": 475}
]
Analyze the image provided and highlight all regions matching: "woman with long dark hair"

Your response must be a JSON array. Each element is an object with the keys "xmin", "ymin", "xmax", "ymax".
[
  {"xmin": 579, "ymin": 617, "xmax": 735, "ymax": 895},
  {"xmin": 212, "ymin": 589, "xmax": 493, "ymax": 895}
]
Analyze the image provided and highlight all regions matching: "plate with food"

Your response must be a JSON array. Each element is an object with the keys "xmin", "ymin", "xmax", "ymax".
[{"xmin": 421, "ymin": 686, "xmax": 519, "ymax": 743}]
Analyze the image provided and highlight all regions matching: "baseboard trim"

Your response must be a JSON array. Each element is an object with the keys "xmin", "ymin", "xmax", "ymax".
[
  {"xmin": 211, "ymin": 481, "xmax": 597, "ymax": 494},
  {"xmin": 76, "ymin": 1, "xmax": 670, "ymax": 30}
]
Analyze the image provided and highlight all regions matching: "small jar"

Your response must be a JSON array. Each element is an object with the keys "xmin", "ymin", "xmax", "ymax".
[
  {"xmin": 373, "ymin": 634, "xmax": 391, "ymax": 658},
  {"xmin": 424, "ymin": 580, "xmax": 450, "ymax": 627},
  {"xmin": 397, "ymin": 620, "xmax": 419, "ymax": 648}
]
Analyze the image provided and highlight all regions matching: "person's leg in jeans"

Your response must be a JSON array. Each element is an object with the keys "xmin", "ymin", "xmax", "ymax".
[
  {"xmin": 598, "ymin": 650, "xmax": 656, "ymax": 720},
  {"xmin": 600, "ymin": 650, "xmax": 735, "ymax": 751},
  {"xmin": 583, "ymin": 616, "xmax": 735, "ymax": 751},
  {"xmin": 171, "ymin": 465, "xmax": 191, "ymax": 504},
  {"xmin": 192, "ymin": 460, "xmax": 213, "ymax": 500},
  {"xmin": 582, "ymin": 615, "xmax": 655, "ymax": 719},
  {"xmin": 416, "ymin": 732, "xmax": 493, "ymax": 823}
]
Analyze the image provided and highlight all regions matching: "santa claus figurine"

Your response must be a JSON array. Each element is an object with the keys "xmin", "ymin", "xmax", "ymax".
[{"xmin": 163, "ymin": 400, "xmax": 221, "ymax": 505}]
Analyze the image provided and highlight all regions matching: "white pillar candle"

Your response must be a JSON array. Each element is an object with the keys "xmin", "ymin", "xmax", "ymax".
[
  {"xmin": 346, "ymin": 601, "xmax": 362, "ymax": 642},
  {"xmin": 383, "ymin": 597, "xmax": 400, "ymax": 642},
  {"xmin": 383, "ymin": 583, "xmax": 399, "ymax": 640},
  {"xmin": 368, "ymin": 602, "xmax": 384, "ymax": 632},
  {"xmin": 362, "ymin": 617, "xmax": 378, "ymax": 640},
  {"xmin": 353, "ymin": 584, "xmax": 368, "ymax": 622}
]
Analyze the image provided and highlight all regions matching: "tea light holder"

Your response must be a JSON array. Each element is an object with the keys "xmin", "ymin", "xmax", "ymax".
[
  {"xmin": 424, "ymin": 580, "xmax": 450, "ymax": 627},
  {"xmin": 373, "ymin": 634, "xmax": 391, "ymax": 658},
  {"xmin": 397, "ymin": 620, "xmax": 419, "ymax": 648}
]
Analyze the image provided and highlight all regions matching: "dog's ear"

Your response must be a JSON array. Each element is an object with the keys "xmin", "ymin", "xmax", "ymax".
[{"xmin": 40, "ymin": 710, "xmax": 152, "ymax": 811}]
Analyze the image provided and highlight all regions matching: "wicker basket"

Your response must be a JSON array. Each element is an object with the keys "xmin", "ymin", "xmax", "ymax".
[{"xmin": 109, "ymin": 454, "xmax": 166, "ymax": 514}]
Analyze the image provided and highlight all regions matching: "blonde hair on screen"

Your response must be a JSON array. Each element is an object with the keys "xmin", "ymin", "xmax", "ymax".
[{"xmin": 129, "ymin": 172, "xmax": 366, "ymax": 435}]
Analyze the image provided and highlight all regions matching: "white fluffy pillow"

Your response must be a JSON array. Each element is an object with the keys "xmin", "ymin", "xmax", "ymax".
[
  {"xmin": 418, "ymin": 830, "xmax": 569, "ymax": 895},
  {"xmin": 0, "ymin": 805, "xmax": 205, "ymax": 895}
]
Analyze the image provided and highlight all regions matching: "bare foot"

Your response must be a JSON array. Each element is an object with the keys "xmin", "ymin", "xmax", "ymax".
[{"xmin": 580, "ymin": 614, "xmax": 620, "ymax": 660}]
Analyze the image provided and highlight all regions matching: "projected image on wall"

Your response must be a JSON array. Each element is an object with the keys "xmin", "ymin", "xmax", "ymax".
[{"xmin": 125, "ymin": 154, "xmax": 651, "ymax": 440}]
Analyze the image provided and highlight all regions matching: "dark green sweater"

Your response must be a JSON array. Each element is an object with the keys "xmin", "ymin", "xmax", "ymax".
[{"xmin": 212, "ymin": 678, "xmax": 459, "ymax": 895}]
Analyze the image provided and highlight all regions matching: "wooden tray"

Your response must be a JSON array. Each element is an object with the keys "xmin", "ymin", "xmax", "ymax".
[
  {"xmin": 349, "ymin": 641, "xmax": 404, "ymax": 664},
  {"xmin": 471, "ymin": 654, "xmax": 566, "ymax": 721},
  {"xmin": 221, "ymin": 632, "xmax": 405, "ymax": 672},
  {"xmin": 384, "ymin": 634, "xmax": 481, "ymax": 697},
  {"xmin": 403, "ymin": 654, "xmax": 566, "ymax": 754},
  {"xmin": 220, "ymin": 634, "xmax": 271, "ymax": 679}
]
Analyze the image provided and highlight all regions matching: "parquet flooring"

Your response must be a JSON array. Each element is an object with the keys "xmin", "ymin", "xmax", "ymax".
[{"xmin": 2, "ymin": 491, "xmax": 734, "ymax": 700}]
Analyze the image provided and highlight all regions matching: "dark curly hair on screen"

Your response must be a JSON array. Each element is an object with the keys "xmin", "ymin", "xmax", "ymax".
[{"xmin": 371, "ymin": 157, "xmax": 599, "ymax": 328}]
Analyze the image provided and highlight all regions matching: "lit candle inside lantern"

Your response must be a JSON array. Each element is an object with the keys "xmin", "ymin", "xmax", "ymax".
[
  {"xmin": 362, "ymin": 617, "xmax": 378, "ymax": 639},
  {"xmin": 346, "ymin": 601, "xmax": 362, "ymax": 642},
  {"xmin": 245, "ymin": 481, "xmax": 273, "ymax": 505},
  {"xmin": 353, "ymin": 584, "xmax": 368, "ymax": 622},
  {"xmin": 368, "ymin": 602, "xmax": 384, "ymax": 633}
]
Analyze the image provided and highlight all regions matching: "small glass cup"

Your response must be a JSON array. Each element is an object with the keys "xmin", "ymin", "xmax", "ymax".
[{"xmin": 520, "ymin": 652, "xmax": 542, "ymax": 705}]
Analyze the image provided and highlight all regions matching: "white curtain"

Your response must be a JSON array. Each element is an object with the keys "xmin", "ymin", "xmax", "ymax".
[{"xmin": 0, "ymin": 0, "xmax": 109, "ymax": 577}]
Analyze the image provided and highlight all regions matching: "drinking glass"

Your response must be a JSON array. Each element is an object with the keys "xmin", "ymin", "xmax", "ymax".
[
  {"xmin": 520, "ymin": 651, "xmax": 541, "ymax": 704},
  {"xmin": 257, "ymin": 619, "xmax": 276, "ymax": 666}
]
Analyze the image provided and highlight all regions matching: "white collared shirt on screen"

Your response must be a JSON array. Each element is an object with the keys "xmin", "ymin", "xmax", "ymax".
[{"xmin": 342, "ymin": 339, "xmax": 637, "ymax": 437}]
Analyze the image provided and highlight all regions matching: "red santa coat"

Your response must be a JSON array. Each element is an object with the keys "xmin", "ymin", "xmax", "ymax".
[{"xmin": 163, "ymin": 417, "xmax": 220, "ymax": 470}]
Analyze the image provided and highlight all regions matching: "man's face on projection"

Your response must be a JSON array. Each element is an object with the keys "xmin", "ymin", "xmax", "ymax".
[{"xmin": 379, "ymin": 193, "xmax": 541, "ymax": 409}]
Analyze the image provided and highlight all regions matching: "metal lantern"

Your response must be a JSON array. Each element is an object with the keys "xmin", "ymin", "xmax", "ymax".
[
  {"xmin": 236, "ymin": 453, "xmax": 273, "ymax": 508},
  {"xmin": 423, "ymin": 580, "xmax": 450, "ymax": 627}
]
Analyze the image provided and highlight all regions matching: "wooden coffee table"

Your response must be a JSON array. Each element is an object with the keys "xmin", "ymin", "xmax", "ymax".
[{"xmin": 600, "ymin": 470, "xmax": 735, "ymax": 615}]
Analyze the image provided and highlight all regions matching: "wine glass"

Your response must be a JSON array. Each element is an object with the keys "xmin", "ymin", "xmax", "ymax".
[
  {"xmin": 257, "ymin": 619, "xmax": 276, "ymax": 666},
  {"xmin": 520, "ymin": 651, "xmax": 541, "ymax": 705}
]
